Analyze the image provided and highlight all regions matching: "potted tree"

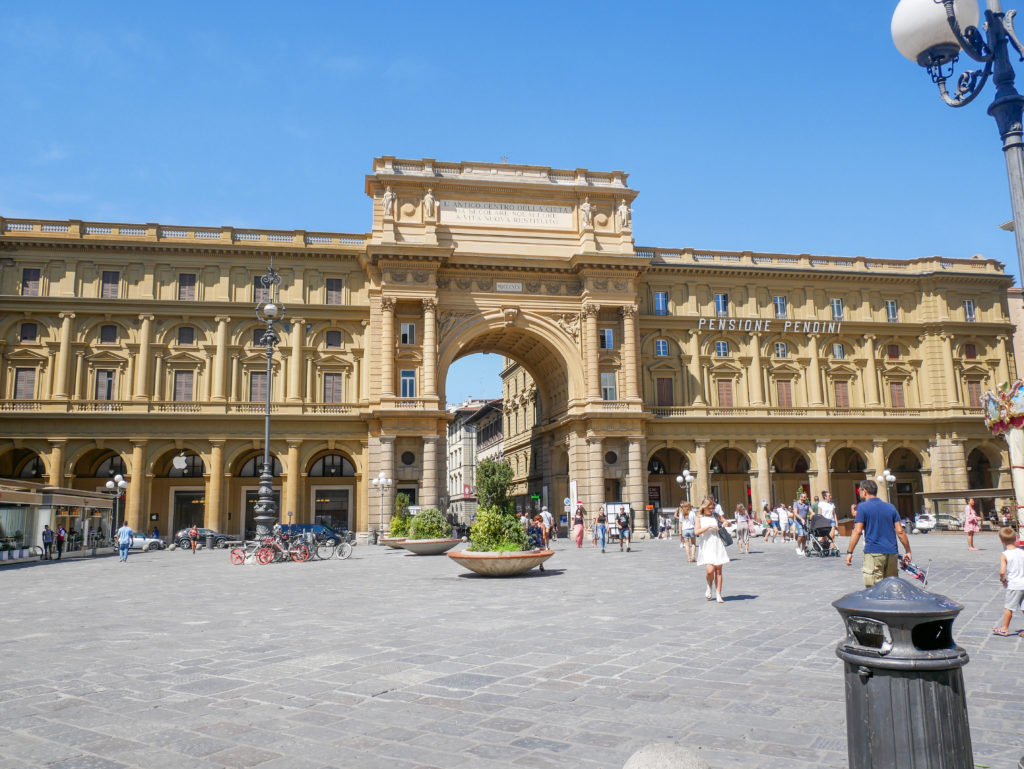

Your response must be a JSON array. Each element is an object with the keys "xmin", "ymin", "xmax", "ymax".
[
  {"xmin": 447, "ymin": 459, "xmax": 554, "ymax": 576},
  {"xmin": 397, "ymin": 506, "xmax": 463, "ymax": 555},
  {"xmin": 380, "ymin": 492, "xmax": 412, "ymax": 548}
]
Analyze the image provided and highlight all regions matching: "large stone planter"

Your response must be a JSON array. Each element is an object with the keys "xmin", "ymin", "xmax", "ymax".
[
  {"xmin": 447, "ymin": 549, "xmax": 554, "ymax": 576},
  {"xmin": 379, "ymin": 537, "xmax": 408, "ymax": 549},
  {"xmin": 398, "ymin": 538, "xmax": 462, "ymax": 555}
]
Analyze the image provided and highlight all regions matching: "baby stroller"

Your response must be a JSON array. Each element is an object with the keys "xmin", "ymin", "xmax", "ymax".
[{"xmin": 805, "ymin": 514, "xmax": 839, "ymax": 557}]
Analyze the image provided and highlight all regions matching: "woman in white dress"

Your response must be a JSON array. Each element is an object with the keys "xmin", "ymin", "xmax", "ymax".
[{"xmin": 695, "ymin": 497, "xmax": 729, "ymax": 603}]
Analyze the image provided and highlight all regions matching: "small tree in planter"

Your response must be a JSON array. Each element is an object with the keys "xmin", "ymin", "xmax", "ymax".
[
  {"xmin": 407, "ymin": 508, "xmax": 451, "ymax": 540},
  {"xmin": 466, "ymin": 459, "xmax": 528, "ymax": 552},
  {"xmin": 389, "ymin": 492, "xmax": 412, "ymax": 537}
]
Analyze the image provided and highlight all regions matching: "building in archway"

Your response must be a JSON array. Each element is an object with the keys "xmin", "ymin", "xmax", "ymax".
[{"xmin": 0, "ymin": 156, "xmax": 1017, "ymax": 543}]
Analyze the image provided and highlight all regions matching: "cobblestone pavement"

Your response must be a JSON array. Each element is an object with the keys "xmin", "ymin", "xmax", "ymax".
[{"xmin": 1, "ymin": 530, "xmax": 1021, "ymax": 769}]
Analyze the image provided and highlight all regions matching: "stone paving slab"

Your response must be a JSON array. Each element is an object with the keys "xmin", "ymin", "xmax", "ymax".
[{"xmin": 1, "ymin": 531, "xmax": 1021, "ymax": 768}]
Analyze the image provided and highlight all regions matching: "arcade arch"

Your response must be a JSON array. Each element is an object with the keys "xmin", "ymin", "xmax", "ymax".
[
  {"xmin": 709, "ymin": 448, "xmax": 751, "ymax": 513},
  {"xmin": 770, "ymin": 447, "xmax": 809, "ymax": 505},
  {"xmin": 829, "ymin": 447, "xmax": 867, "ymax": 514},
  {"xmin": 887, "ymin": 447, "xmax": 923, "ymax": 519},
  {"xmin": 646, "ymin": 447, "xmax": 690, "ymax": 511}
]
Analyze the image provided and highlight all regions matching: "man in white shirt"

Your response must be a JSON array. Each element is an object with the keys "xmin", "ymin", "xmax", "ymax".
[
  {"xmin": 819, "ymin": 491, "xmax": 837, "ymax": 539},
  {"xmin": 540, "ymin": 506, "xmax": 553, "ymax": 541},
  {"xmin": 777, "ymin": 503, "xmax": 790, "ymax": 541}
]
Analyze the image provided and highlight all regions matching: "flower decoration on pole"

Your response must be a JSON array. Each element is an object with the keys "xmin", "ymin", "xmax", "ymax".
[{"xmin": 981, "ymin": 379, "xmax": 1024, "ymax": 528}]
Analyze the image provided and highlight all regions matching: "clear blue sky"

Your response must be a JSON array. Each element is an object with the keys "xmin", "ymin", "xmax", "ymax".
[{"xmin": 3, "ymin": 1, "xmax": 1019, "ymax": 403}]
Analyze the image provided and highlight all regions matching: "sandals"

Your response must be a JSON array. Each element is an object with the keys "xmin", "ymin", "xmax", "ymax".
[{"xmin": 992, "ymin": 627, "xmax": 1010, "ymax": 636}]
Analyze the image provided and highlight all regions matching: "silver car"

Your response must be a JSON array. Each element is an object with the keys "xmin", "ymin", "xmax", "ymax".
[{"xmin": 128, "ymin": 532, "xmax": 165, "ymax": 551}]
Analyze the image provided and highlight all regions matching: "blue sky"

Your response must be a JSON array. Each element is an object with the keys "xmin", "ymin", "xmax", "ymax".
[{"xmin": 3, "ymin": 1, "xmax": 1019, "ymax": 403}]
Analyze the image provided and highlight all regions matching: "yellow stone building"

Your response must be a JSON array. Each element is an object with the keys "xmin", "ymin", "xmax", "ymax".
[{"xmin": 0, "ymin": 156, "xmax": 1015, "ymax": 542}]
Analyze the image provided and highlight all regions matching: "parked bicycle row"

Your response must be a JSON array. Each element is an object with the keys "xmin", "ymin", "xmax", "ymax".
[{"xmin": 229, "ymin": 528, "xmax": 354, "ymax": 565}]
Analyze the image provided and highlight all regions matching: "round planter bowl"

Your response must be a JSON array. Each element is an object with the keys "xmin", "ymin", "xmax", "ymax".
[
  {"xmin": 379, "ymin": 537, "xmax": 408, "ymax": 549},
  {"xmin": 398, "ymin": 538, "xmax": 463, "ymax": 555},
  {"xmin": 448, "ymin": 549, "xmax": 554, "ymax": 577}
]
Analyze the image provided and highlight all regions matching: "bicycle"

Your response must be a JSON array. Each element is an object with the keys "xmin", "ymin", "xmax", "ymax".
[{"xmin": 334, "ymin": 541, "xmax": 354, "ymax": 560}]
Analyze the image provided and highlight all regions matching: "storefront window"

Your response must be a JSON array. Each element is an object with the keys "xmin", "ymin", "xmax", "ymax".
[{"xmin": 0, "ymin": 505, "xmax": 30, "ymax": 550}]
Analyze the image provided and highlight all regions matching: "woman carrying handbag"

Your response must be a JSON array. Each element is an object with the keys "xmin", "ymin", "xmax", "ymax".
[{"xmin": 695, "ymin": 497, "xmax": 729, "ymax": 603}]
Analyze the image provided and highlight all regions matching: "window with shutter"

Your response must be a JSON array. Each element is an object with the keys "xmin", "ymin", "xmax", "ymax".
[
  {"xmin": 323, "ymin": 373, "xmax": 342, "ymax": 403},
  {"xmin": 656, "ymin": 377, "xmax": 673, "ymax": 407},
  {"xmin": 963, "ymin": 343, "xmax": 977, "ymax": 360},
  {"xmin": 889, "ymin": 381, "xmax": 905, "ymax": 408},
  {"xmin": 325, "ymin": 330, "xmax": 342, "ymax": 349},
  {"xmin": 834, "ymin": 380, "xmax": 850, "ymax": 408},
  {"xmin": 101, "ymin": 271, "xmax": 119, "ymax": 299},
  {"xmin": 94, "ymin": 370, "xmax": 116, "ymax": 400},
  {"xmin": 252, "ymin": 328, "xmax": 266, "ymax": 346},
  {"xmin": 253, "ymin": 276, "xmax": 270, "ymax": 302},
  {"xmin": 21, "ymin": 269, "xmax": 41, "ymax": 296},
  {"xmin": 326, "ymin": 279, "xmax": 343, "ymax": 305},
  {"xmin": 173, "ymin": 370, "xmax": 194, "ymax": 402},
  {"xmin": 13, "ymin": 368, "xmax": 36, "ymax": 400},
  {"xmin": 249, "ymin": 371, "xmax": 268, "ymax": 402},
  {"xmin": 177, "ymin": 326, "xmax": 195, "ymax": 346},
  {"xmin": 401, "ymin": 323, "xmax": 416, "ymax": 345},
  {"xmin": 887, "ymin": 344, "xmax": 900, "ymax": 360},
  {"xmin": 19, "ymin": 323, "xmax": 37, "ymax": 343},
  {"xmin": 178, "ymin": 273, "xmax": 196, "ymax": 301},
  {"xmin": 100, "ymin": 325, "xmax": 117, "ymax": 344},
  {"xmin": 967, "ymin": 381, "xmax": 982, "ymax": 408},
  {"xmin": 717, "ymin": 379, "xmax": 733, "ymax": 407},
  {"xmin": 776, "ymin": 380, "xmax": 793, "ymax": 408},
  {"xmin": 600, "ymin": 372, "xmax": 617, "ymax": 400}
]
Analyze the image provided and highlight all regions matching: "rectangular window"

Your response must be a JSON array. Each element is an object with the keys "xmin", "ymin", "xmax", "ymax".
[
  {"xmin": 653, "ymin": 291, "xmax": 668, "ymax": 315},
  {"xmin": 100, "ymin": 324, "xmax": 117, "ymax": 344},
  {"xmin": 774, "ymin": 342, "xmax": 788, "ymax": 359},
  {"xmin": 656, "ymin": 377, "xmax": 673, "ymax": 407},
  {"xmin": 325, "ymin": 278, "xmax": 343, "ymax": 305},
  {"xmin": 249, "ymin": 371, "xmax": 267, "ymax": 402},
  {"xmin": 13, "ymin": 368, "xmax": 36, "ymax": 400},
  {"xmin": 253, "ymin": 328, "xmax": 266, "ymax": 346},
  {"xmin": 776, "ymin": 379, "xmax": 793, "ymax": 408},
  {"xmin": 830, "ymin": 298, "xmax": 844, "ymax": 321},
  {"xmin": 655, "ymin": 339, "xmax": 668, "ymax": 357},
  {"xmin": 173, "ymin": 370, "xmax": 194, "ymax": 402},
  {"xmin": 400, "ymin": 323, "xmax": 416, "ymax": 345},
  {"xmin": 967, "ymin": 380, "xmax": 982, "ymax": 408},
  {"xmin": 19, "ymin": 323, "xmax": 37, "ymax": 343},
  {"xmin": 773, "ymin": 295, "xmax": 787, "ymax": 319},
  {"xmin": 715, "ymin": 341, "xmax": 729, "ymax": 357},
  {"xmin": 101, "ymin": 271, "xmax": 119, "ymax": 299},
  {"xmin": 832, "ymin": 343, "xmax": 846, "ymax": 359},
  {"xmin": 885, "ymin": 300, "xmax": 899, "ymax": 322},
  {"xmin": 21, "ymin": 268, "xmax": 41, "ymax": 296},
  {"xmin": 178, "ymin": 273, "xmax": 196, "ymax": 301},
  {"xmin": 717, "ymin": 379, "xmax": 733, "ymax": 407},
  {"xmin": 714, "ymin": 293, "xmax": 729, "ymax": 317},
  {"xmin": 963, "ymin": 343, "xmax": 977, "ymax": 360},
  {"xmin": 323, "ymin": 373, "xmax": 343, "ymax": 403},
  {"xmin": 325, "ymin": 330, "xmax": 342, "ymax": 349},
  {"xmin": 177, "ymin": 326, "xmax": 195, "ymax": 346},
  {"xmin": 887, "ymin": 344, "xmax": 900, "ymax": 360},
  {"xmin": 599, "ymin": 328, "xmax": 614, "ymax": 349},
  {"xmin": 963, "ymin": 299, "xmax": 976, "ymax": 322},
  {"xmin": 400, "ymin": 370, "xmax": 416, "ymax": 398},
  {"xmin": 834, "ymin": 380, "xmax": 850, "ymax": 408},
  {"xmin": 253, "ymin": 276, "xmax": 270, "ymax": 302},
  {"xmin": 600, "ymin": 372, "xmax": 617, "ymax": 400},
  {"xmin": 94, "ymin": 369, "xmax": 116, "ymax": 401},
  {"xmin": 889, "ymin": 381, "xmax": 906, "ymax": 408}
]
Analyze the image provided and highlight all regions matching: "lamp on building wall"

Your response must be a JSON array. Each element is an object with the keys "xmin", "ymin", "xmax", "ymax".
[
  {"xmin": 891, "ymin": 0, "xmax": 1024, "ymax": 282},
  {"xmin": 675, "ymin": 470, "xmax": 695, "ymax": 502},
  {"xmin": 105, "ymin": 473, "xmax": 128, "ymax": 535},
  {"xmin": 371, "ymin": 470, "xmax": 392, "ymax": 544},
  {"xmin": 253, "ymin": 259, "xmax": 285, "ymax": 537}
]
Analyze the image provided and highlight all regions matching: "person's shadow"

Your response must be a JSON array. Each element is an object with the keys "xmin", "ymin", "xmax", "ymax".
[{"xmin": 722, "ymin": 594, "xmax": 758, "ymax": 602}]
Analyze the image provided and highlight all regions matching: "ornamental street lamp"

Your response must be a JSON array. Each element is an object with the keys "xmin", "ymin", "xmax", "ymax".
[
  {"xmin": 892, "ymin": 0, "xmax": 1024, "ymax": 281},
  {"xmin": 876, "ymin": 468, "xmax": 898, "ymax": 500},
  {"xmin": 253, "ymin": 260, "xmax": 285, "ymax": 538},
  {"xmin": 675, "ymin": 469, "xmax": 696, "ymax": 502},
  {"xmin": 371, "ymin": 471, "xmax": 392, "ymax": 543},
  {"xmin": 105, "ymin": 473, "xmax": 128, "ymax": 537}
]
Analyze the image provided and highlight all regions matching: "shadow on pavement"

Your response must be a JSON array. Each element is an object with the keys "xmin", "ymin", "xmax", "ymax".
[{"xmin": 723, "ymin": 594, "xmax": 758, "ymax": 602}]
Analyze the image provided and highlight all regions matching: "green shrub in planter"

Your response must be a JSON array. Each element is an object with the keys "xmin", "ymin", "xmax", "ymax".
[
  {"xmin": 408, "ymin": 507, "xmax": 451, "ymax": 540},
  {"xmin": 389, "ymin": 492, "xmax": 412, "ymax": 537},
  {"xmin": 467, "ymin": 506, "xmax": 530, "ymax": 552}
]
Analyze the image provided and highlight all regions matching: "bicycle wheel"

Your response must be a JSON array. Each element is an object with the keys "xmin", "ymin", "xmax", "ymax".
[
  {"xmin": 315, "ymin": 542, "xmax": 335, "ymax": 560},
  {"xmin": 335, "ymin": 542, "xmax": 353, "ymax": 560},
  {"xmin": 255, "ymin": 546, "xmax": 275, "ymax": 565},
  {"xmin": 229, "ymin": 547, "xmax": 245, "ymax": 565},
  {"xmin": 289, "ymin": 543, "xmax": 311, "ymax": 562}
]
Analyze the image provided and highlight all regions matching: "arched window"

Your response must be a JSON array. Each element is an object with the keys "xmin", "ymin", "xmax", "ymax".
[
  {"xmin": 239, "ymin": 455, "xmax": 282, "ymax": 477},
  {"xmin": 168, "ymin": 454, "xmax": 205, "ymax": 478},
  {"xmin": 310, "ymin": 454, "xmax": 355, "ymax": 477},
  {"xmin": 95, "ymin": 455, "xmax": 127, "ymax": 478},
  {"xmin": 19, "ymin": 455, "xmax": 45, "ymax": 478}
]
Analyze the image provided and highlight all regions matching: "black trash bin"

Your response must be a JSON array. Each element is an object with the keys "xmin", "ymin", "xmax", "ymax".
[
  {"xmin": 205, "ymin": 533, "xmax": 215, "ymax": 550},
  {"xmin": 369, "ymin": 528, "xmax": 378, "ymax": 545},
  {"xmin": 832, "ymin": 576, "xmax": 972, "ymax": 769}
]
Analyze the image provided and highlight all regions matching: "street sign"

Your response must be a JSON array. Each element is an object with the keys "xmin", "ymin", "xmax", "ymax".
[
  {"xmin": 530, "ymin": 494, "xmax": 540, "ymax": 501},
  {"xmin": 563, "ymin": 497, "xmax": 571, "ymax": 506}
]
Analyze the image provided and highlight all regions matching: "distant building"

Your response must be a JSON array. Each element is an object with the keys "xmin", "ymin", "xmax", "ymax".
[
  {"xmin": 1010, "ymin": 287, "xmax": 1023, "ymax": 384},
  {"xmin": 445, "ymin": 399, "xmax": 488, "ymax": 522}
]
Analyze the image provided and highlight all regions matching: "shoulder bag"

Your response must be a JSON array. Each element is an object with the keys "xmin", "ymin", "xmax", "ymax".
[{"xmin": 717, "ymin": 519, "xmax": 733, "ymax": 547}]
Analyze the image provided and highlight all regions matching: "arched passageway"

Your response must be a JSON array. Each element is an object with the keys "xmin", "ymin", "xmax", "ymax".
[
  {"xmin": 770, "ymin": 447, "xmax": 809, "ymax": 506},
  {"xmin": 829, "ymin": 447, "xmax": 867, "ymax": 515},
  {"xmin": 887, "ymin": 447, "xmax": 923, "ymax": 520},
  {"xmin": 709, "ymin": 448, "xmax": 750, "ymax": 513}
]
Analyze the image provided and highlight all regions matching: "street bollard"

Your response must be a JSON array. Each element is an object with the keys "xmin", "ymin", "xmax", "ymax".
[
  {"xmin": 205, "ymin": 533, "xmax": 215, "ymax": 550},
  {"xmin": 832, "ymin": 576, "xmax": 972, "ymax": 769}
]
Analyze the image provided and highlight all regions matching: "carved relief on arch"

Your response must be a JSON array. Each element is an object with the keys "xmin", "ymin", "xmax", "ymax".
[{"xmin": 438, "ymin": 310, "xmax": 476, "ymax": 342}]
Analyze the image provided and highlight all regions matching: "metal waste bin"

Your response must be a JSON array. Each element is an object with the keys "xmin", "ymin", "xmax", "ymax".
[
  {"xmin": 832, "ymin": 576, "xmax": 972, "ymax": 769},
  {"xmin": 205, "ymin": 533, "xmax": 215, "ymax": 550}
]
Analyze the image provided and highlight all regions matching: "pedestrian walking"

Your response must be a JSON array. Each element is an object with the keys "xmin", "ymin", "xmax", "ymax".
[
  {"xmin": 55, "ymin": 525, "xmax": 66, "ymax": 559},
  {"xmin": 540, "ymin": 506, "xmax": 553, "ymax": 545},
  {"xmin": 734, "ymin": 503, "xmax": 751, "ymax": 555},
  {"xmin": 992, "ymin": 527, "xmax": 1024, "ymax": 636},
  {"xmin": 819, "ymin": 491, "xmax": 837, "ymax": 540},
  {"xmin": 695, "ymin": 497, "xmax": 729, "ymax": 603},
  {"xmin": 188, "ymin": 523, "xmax": 199, "ymax": 554},
  {"xmin": 766, "ymin": 504, "xmax": 779, "ymax": 543},
  {"xmin": 41, "ymin": 525, "xmax": 53, "ymax": 560},
  {"xmin": 572, "ymin": 505, "xmax": 586, "ymax": 549},
  {"xmin": 794, "ymin": 493, "xmax": 810, "ymax": 556},
  {"xmin": 151, "ymin": 525, "xmax": 159, "ymax": 540},
  {"xmin": 116, "ymin": 521, "xmax": 134, "ymax": 562},
  {"xmin": 595, "ymin": 506, "xmax": 608, "ymax": 552},
  {"xmin": 845, "ymin": 479, "xmax": 912, "ymax": 587},
  {"xmin": 616, "ymin": 507, "xmax": 631, "ymax": 552},
  {"xmin": 777, "ymin": 502, "xmax": 790, "ymax": 542},
  {"xmin": 678, "ymin": 502, "xmax": 696, "ymax": 561},
  {"xmin": 964, "ymin": 497, "xmax": 981, "ymax": 551}
]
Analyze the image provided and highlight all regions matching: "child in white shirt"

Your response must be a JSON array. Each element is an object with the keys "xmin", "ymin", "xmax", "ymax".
[{"xmin": 994, "ymin": 527, "xmax": 1024, "ymax": 637}]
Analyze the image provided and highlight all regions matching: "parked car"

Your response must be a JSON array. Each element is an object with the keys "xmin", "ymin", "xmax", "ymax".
[
  {"xmin": 913, "ymin": 513, "xmax": 936, "ymax": 534},
  {"xmin": 279, "ymin": 523, "xmax": 351, "ymax": 545},
  {"xmin": 174, "ymin": 527, "xmax": 229, "ymax": 549},
  {"xmin": 725, "ymin": 518, "xmax": 766, "ymax": 538},
  {"xmin": 129, "ymin": 531, "xmax": 165, "ymax": 550},
  {"xmin": 935, "ymin": 514, "xmax": 964, "ymax": 531}
]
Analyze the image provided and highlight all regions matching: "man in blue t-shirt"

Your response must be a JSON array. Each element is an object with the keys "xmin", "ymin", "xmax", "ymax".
[{"xmin": 845, "ymin": 479, "xmax": 912, "ymax": 586}]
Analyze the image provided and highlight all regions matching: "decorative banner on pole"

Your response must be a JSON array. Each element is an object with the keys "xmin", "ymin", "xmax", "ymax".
[{"xmin": 981, "ymin": 379, "xmax": 1024, "ymax": 530}]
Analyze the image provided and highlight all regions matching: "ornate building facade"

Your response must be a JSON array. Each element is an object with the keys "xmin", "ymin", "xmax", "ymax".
[{"xmin": 0, "ymin": 156, "xmax": 1015, "ymax": 541}]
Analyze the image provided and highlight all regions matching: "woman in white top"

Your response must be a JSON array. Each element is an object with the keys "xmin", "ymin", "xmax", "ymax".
[
  {"xmin": 695, "ymin": 497, "xmax": 729, "ymax": 603},
  {"xmin": 677, "ymin": 501, "xmax": 697, "ymax": 562},
  {"xmin": 777, "ymin": 504, "xmax": 791, "ymax": 541},
  {"xmin": 767, "ymin": 505, "xmax": 780, "ymax": 543},
  {"xmin": 734, "ymin": 503, "xmax": 751, "ymax": 555}
]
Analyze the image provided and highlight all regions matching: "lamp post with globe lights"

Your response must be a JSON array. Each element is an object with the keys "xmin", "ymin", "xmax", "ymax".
[
  {"xmin": 675, "ymin": 469, "xmax": 696, "ymax": 503},
  {"xmin": 371, "ymin": 471, "xmax": 392, "ymax": 544},
  {"xmin": 105, "ymin": 473, "xmax": 128, "ymax": 539},
  {"xmin": 876, "ymin": 468, "xmax": 897, "ymax": 502},
  {"xmin": 252, "ymin": 261, "xmax": 285, "ymax": 538}
]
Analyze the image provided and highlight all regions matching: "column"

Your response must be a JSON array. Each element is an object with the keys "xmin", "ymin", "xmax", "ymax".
[
  {"xmin": 378, "ymin": 436, "xmax": 395, "ymax": 531},
  {"xmin": 305, "ymin": 358, "xmax": 315, "ymax": 402},
  {"xmin": 423, "ymin": 299, "xmax": 437, "ymax": 397},
  {"xmin": 133, "ymin": 314, "xmax": 153, "ymax": 399},
  {"xmin": 48, "ymin": 440, "xmax": 66, "ymax": 487},
  {"xmin": 231, "ymin": 355, "xmax": 241, "ymax": 401},
  {"xmin": 620, "ymin": 305, "xmax": 639, "ymax": 400},
  {"xmin": 126, "ymin": 441, "xmax": 147, "ymax": 530},
  {"xmin": 125, "ymin": 355, "xmax": 135, "ymax": 402},
  {"xmin": 863, "ymin": 335, "xmax": 880, "ymax": 406},
  {"xmin": 288, "ymin": 318, "xmax": 304, "ymax": 402},
  {"xmin": 52, "ymin": 312, "xmax": 75, "ymax": 399},
  {"xmin": 153, "ymin": 355, "xmax": 164, "ymax": 400},
  {"xmin": 381, "ymin": 298, "xmax": 396, "ymax": 397},
  {"xmin": 755, "ymin": 440, "xmax": 770, "ymax": 509},
  {"xmin": 583, "ymin": 304, "xmax": 601, "ymax": 399},
  {"xmin": 587, "ymin": 436, "xmax": 603, "ymax": 521},
  {"xmin": 871, "ymin": 440, "xmax": 889, "ymax": 502},
  {"xmin": 422, "ymin": 435, "xmax": 439, "ymax": 508},
  {"xmin": 212, "ymin": 316, "xmax": 229, "ymax": 401},
  {"xmin": 807, "ymin": 334, "xmax": 824, "ymax": 406},
  {"xmin": 203, "ymin": 353, "xmax": 213, "ymax": 401},
  {"xmin": 748, "ymin": 333, "xmax": 764, "ymax": 405},
  {"xmin": 694, "ymin": 439, "xmax": 710, "ymax": 503},
  {"xmin": 73, "ymin": 352, "xmax": 85, "ymax": 400},
  {"xmin": 204, "ymin": 441, "xmax": 224, "ymax": 530},
  {"xmin": 941, "ymin": 333, "xmax": 958, "ymax": 405},
  {"xmin": 812, "ymin": 439, "xmax": 829, "ymax": 500},
  {"xmin": 285, "ymin": 441, "xmax": 302, "ymax": 520},
  {"xmin": 995, "ymin": 336, "xmax": 1011, "ymax": 385},
  {"xmin": 627, "ymin": 437, "xmax": 646, "ymax": 536},
  {"xmin": 688, "ymin": 333, "xmax": 705, "ymax": 405}
]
